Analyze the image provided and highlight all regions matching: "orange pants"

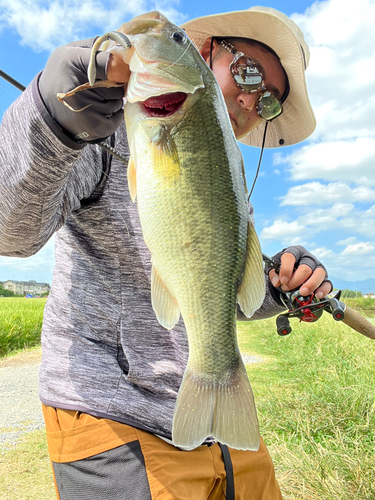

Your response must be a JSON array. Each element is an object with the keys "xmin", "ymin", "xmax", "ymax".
[{"xmin": 43, "ymin": 405, "xmax": 282, "ymax": 500}]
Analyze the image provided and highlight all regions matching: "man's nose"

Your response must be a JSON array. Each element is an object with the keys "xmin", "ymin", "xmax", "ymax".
[{"xmin": 237, "ymin": 91, "xmax": 258, "ymax": 112}]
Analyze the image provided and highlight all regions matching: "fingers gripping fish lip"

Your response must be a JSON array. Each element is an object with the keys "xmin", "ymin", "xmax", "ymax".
[{"xmin": 88, "ymin": 31, "xmax": 132, "ymax": 86}]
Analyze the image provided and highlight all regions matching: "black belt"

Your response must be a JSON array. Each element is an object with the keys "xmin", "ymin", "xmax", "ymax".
[{"xmin": 218, "ymin": 443, "xmax": 235, "ymax": 499}]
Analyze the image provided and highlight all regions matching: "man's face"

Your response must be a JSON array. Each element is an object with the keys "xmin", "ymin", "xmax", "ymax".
[{"xmin": 201, "ymin": 39, "xmax": 287, "ymax": 139}]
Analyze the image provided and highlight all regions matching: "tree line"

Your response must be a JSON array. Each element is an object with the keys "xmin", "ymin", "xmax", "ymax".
[{"xmin": 0, "ymin": 284, "xmax": 16, "ymax": 296}]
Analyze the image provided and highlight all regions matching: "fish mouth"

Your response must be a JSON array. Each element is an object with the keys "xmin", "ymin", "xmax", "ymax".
[{"xmin": 142, "ymin": 92, "xmax": 187, "ymax": 117}]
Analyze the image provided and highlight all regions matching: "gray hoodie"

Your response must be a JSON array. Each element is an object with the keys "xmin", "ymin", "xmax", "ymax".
[{"xmin": 0, "ymin": 76, "xmax": 285, "ymax": 440}]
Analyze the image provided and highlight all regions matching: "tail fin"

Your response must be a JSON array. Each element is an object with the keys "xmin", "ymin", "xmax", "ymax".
[{"xmin": 172, "ymin": 360, "xmax": 260, "ymax": 451}]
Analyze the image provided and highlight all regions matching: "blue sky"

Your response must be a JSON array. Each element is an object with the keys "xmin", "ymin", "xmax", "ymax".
[{"xmin": 1, "ymin": 0, "xmax": 375, "ymax": 284}]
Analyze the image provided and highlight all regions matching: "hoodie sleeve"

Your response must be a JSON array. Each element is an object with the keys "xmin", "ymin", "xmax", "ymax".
[{"xmin": 0, "ymin": 74, "xmax": 104, "ymax": 257}]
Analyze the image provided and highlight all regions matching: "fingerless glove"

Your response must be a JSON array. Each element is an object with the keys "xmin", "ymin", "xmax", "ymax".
[{"xmin": 39, "ymin": 38, "xmax": 125, "ymax": 143}]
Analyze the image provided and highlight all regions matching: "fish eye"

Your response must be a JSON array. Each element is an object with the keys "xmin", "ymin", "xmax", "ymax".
[{"xmin": 171, "ymin": 31, "xmax": 185, "ymax": 43}]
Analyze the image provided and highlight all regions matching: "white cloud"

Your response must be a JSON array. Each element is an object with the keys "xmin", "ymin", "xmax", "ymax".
[
  {"xmin": 260, "ymin": 219, "xmax": 310, "ymax": 246},
  {"xmin": 261, "ymin": 203, "xmax": 375, "ymax": 247},
  {"xmin": 281, "ymin": 182, "xmax": 375, "ymax": 206},
  {"xmin": 304, "ymin": 244, "xmax": 375, "ymax": 281},
  {"xmin": 273, "ymin": 0, "xmax": 375, "ymax": 191},
  {"xmin": 337, "ymin": 237, "xmax": 357, "ymax": 246},
  {"xmin": 275, "ymin": 138, "xmax": 375, "ymax": 185},
  {"xmin": 0, "ymin": 0, "xmax": 186, "ymax": 52},
  {"xmin": 311, "ymin": 247, "xmax": 336, "ymax": 260},
  {"xmin": 261, "ymin": 219, "xmax": 305, "ymax": 239},
  {"xmin": 341, "ymin": 242, "xmax": 375, "ymax": 255},
  {"xmin": 293, "ymin": 0, "xmax": 367, "ymax": 46}
]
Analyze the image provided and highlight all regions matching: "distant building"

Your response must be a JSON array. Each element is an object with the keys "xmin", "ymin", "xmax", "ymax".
[{"xmin": 1, "ymin": 280, "xmax": 50, "ymax": 296}]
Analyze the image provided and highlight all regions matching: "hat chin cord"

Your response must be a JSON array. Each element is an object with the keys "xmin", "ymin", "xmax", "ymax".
[{"xmin": 247, "ymin": 121, "xmax": 268, "ymax": 201}]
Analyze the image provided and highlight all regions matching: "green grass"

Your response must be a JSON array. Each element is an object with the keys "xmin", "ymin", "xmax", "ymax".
[
  {"xmin": 238, "ymin": 314, "xmax": 375, "ymax": 499},
  {"xmin": 1, "ymin": 298, "xmax": 375, "ymax": 498},
  {"xmin": 0, "ymin": 298, "xmax": 46, "ymax": 357},
  {"xmin": 345, "ymin": 297, "xmax": 375, "ymax": 311},
  {"xmin": 0, "ymin": 429, "xmax": 55, "ymax": 500}
]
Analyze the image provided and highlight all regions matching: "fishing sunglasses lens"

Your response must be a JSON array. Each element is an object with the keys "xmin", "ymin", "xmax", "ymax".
[
  {"xmin": 231, "ymin": 58, "xmax": 263, "ymax": 92},
  {"xmin": 257, "ymin": 91, "xmax": 283, "ymax": 121}
]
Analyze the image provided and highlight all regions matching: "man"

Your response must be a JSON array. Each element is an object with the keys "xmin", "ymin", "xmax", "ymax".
[{"xmin": 0, "ymin": 6, "xmax": 331, "ymax": 500}]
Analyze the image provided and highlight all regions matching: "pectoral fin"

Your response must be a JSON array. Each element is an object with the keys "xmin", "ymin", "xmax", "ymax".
[
  {"xmin": 127, "ymin": 156, "xmax": 137, "ymax": 202},
  {"xmin": 142, "ymin": 125, "xmax": 180, "ymax": 183},
  {"xmin": 237, "ymin": 220, "xmax": 266, "ymax": 317},
  {"xmin": 156, "ymin": 128, "xmax": 179, "ymax": 169},
  {"xmin": 151, "ymin": 262, "xmax": 180, "ymax": 329}
]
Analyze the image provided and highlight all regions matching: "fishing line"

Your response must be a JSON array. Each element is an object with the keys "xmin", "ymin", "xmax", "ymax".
[
  {"xmin": 1, "ymin": 65, "xmax": 266, "ymax": 193},
  {"xmin": 1, "ymin": 68, "xmax": 133, "ymax": 240},
  {"xmin": 167, "ymin": 39, "xmax": 194, "ymax": 69},
  {"xmin": 0, "ymin": 83, "xmax": 21, "ymax": 100}
]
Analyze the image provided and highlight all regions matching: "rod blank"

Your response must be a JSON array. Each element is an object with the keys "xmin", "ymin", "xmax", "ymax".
[{"xmin": 0, "ymin": 69, "xmax": 26, "ymax": 92}]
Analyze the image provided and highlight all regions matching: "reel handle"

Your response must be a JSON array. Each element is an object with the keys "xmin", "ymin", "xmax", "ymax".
[
  {"xmin": 327, "ymin": 297, "xmax": 345, "ymax": 321},
  {"xmin": 276, "ymin": 314, "xmax": 292, "ymax": 336}
]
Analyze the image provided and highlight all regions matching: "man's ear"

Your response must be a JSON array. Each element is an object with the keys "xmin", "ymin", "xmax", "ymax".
[{"xmin": 200, "ymin": 37, "xmax": 220, "ymax": 65}]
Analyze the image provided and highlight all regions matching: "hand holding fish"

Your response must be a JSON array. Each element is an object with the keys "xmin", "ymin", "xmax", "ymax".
[
  {"xmin": 38, "ymin": 39, "xmax": 126, "ymax": 142},
  {"xmin": 50, "ymin": 9, "xmax": 329, "ymax": 453},
  {"xmin": 266, "ymin": 245, "xmax": 332, "ymax": 299}
]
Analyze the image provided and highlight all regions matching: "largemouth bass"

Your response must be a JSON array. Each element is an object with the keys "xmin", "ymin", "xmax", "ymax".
[{"xmin": 86, "ymin": 11, "xmax": 266, "ymax": 451}]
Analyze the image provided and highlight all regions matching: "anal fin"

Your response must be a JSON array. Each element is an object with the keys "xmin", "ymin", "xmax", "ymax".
[{"xmin": 151, "ymin": 262, "xmax": 180, "ymax": 329}]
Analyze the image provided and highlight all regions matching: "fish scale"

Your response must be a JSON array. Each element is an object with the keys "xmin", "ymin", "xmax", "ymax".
[{"xmin": 135, "ymin": 94, "xmax": 249, "ymax": 387}]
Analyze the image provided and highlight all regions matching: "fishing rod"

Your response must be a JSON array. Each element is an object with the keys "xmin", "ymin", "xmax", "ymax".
[
  {"xmin": 263, "ymin": 253, "xmax": 375, "ymax": 340},
  {"xmin": 0, "ymin": 69, "xmax": 26, "ymax": 92},
  {"xmin": 4, "ymin": 69, "xmax": 374, "ymax": 339},
  {"xmin": 0, "ymin": 68, "xmax": 128, "ymax": 164}
]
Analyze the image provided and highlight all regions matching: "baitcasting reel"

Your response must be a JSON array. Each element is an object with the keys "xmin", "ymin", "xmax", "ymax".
[
  {"xmin": 262, "ymin": 253, "xmax": 345, "ymax": 336},
  {"xmin": 275, "ymin": 289, "xmax": 345, "ymax": 336}
]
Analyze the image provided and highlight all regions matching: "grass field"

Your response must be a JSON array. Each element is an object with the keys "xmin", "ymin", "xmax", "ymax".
[
  {"xmin": 238, "ymin": 313, "xmax": 375, "ymax": 499},
  {"xmin": 0, "ymin": 298, "xmax": 46, "ymax": 357},
  {"xmin": 345, "ymin": 296, "xmax": 375, "ymax": 311},
  {"xmin": 0, "ymin": 429, "xmax": 55, "ymax": 500},
  {"xmin": 1, "ymin": 298, "xmax": 375, "ymax": 498}
]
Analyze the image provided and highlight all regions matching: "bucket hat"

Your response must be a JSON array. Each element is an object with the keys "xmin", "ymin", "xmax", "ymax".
[{"xmin": 181, "ymin": 6, "xmax": 316, "ymax": 148}]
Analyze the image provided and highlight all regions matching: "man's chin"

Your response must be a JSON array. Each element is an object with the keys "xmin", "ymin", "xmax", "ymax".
[{"xmin": 235, "ymin": 120, "xmax": 262, "ymax": 140}]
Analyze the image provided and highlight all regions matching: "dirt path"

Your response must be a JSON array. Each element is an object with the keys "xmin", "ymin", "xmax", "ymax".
[{"xmin": 0, "ymin": 348, "xmax": 44, "ymax": 450}]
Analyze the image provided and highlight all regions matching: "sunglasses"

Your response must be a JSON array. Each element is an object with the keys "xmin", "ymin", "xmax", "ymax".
[{"xmin": 219, "ymin": 40, "xmax": 284, "ymax": 122}]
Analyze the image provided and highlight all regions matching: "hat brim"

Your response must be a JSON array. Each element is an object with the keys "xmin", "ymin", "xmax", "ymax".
[{"xmin": 181, "ymin": 9, "xmax": 316, "ymax": 148}]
